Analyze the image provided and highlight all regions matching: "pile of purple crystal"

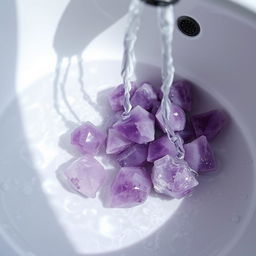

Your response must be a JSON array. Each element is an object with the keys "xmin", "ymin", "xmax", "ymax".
[{"xmin": 64, "ymin": 80, "xmax": 227, "ymax": 208}]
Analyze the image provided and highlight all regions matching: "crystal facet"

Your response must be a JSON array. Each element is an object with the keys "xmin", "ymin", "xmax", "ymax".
[
  {"xmin": 177, "ymin": 116, "xmax": 195, "ymax": 143},
  {"xmin": 108, "ymin": 82, "xmax": 138, "ymax": 112},
  {"xmin": 113, "ymin": 106, "xmax": 155, "ymax": 144},
  {"xmin": 152, "ymin": 155, "xmax": 198, "ymax": 198},
  {"xmin": 151, "ymin": 100, "xmax": 161, "ymax": 115},
  {"xmin": 116, "ymin": 144, "xmax": 148, "ymax": 167},
  {"xmin": 169, "ymin": 80, "xmax": 193, "ymax": 111},
  {"xmin": 71, "ymin": 122, "xmax": 106, "ymax": 155},
  {"xmin": 191, "ymin": 110, "xmax": 227, "ymax": 141},
  {"xmin": 131, "ymin": 83, "xmax": 158, "ymax": 111},
  {"xmin": 147, "ymin": 136, "xmax": 176, "ymax": 162},
  {"xmin": 184, "ymin": 135, "xmax": 217, "ymax": 172},
  {"xmin": 156, "ymin": 103, "xmax": 186, "ymax": 132},
  {"xmin": 65, "ymin": 156, "xmax": 106, "ymax": 198},
  {"xmin": 106, "ymin": 128, "xmax": 132, "ymax": 154},
  {"xmin": 110, "ymin": 167, "xmax": 152, "ymax": 208}
]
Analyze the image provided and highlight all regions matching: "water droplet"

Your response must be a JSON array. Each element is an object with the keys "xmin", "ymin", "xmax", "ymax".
[
  {"xmin": 26, "ymin": 252, "xmax": 36, "ymax": 256},
  {"xmin": 23, "ymin": 186, "xmax": 32, "ymax": 195},
  {"xmin": 31, "ymin": 177, "xmax": 37, "ymax": 185},
  {"xmin": 0, "ymin": 182, "xmax": 9, "ymax": 192},
  {"xmin": 240, "ymin": 193, "xmax": 249, "ymax": 200},
  {"xmin": 231, "ymin": 214, "xmax": 241, "ymax": 223},
  {"xmin": 15, "ymin": 215, "xmax": 22, "ymax": 221},
  {"xmin": 13, "ymin": 179, "xmax": 20, "ymax": 185}
]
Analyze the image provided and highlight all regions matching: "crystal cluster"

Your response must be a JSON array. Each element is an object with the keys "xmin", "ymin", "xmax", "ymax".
[{"xmin": 64, "ymin": 80, "xmax": 227, "ymax": 208}]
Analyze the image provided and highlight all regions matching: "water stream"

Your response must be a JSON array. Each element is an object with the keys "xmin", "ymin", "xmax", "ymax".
[
  {"xmin": 122, "ymin": 0, "xmax": 185, "ymax": 158},
  {"xmin": 121, "ymin": 0, "xmax": 144, "ymax": 117}
]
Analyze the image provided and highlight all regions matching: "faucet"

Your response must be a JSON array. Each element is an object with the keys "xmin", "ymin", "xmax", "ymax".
[{"xmin": 140, "ymin": 0, "xmax": 179, "ymax": 6}]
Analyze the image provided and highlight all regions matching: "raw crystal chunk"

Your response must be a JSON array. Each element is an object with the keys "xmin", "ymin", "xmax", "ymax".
[
  {"xmin": 151, "ymin": 100, "xmax": 161, "ymax": 115},
  {"xmin": 184, "ymin": 135, "xmax": 217, "ymax": 172},
  {"xmin": 177, "ymin": 116, "xmax": 195, "ymax": 143},
  {"xmin": 156, "ymin": 104, "xmax": 186, "ymax": 132},
  {"xmin": 110, "ymin": 167, "xmax": 152, "ymax": 208},
  {"xmin": 191, "ymin": 110, "xmax": 227, "ymax": 141},
  {"xmin": 169, "ymin": 80, "xmax": 193, "ymax": 111},
  {"xmin": 71, "ymin": 122, "xmax": 106, "ymax": 155},
  {"xmin": 131, "ymin": 83, "xmax": 158, "ymax": 111},
  {"xmin": 65, "ymin": 156, "xmax": 106, "ymax": 198},
  {"xmin": 147, "ymin": 136, "xmax": 177, "ymax": 162},
  {"xmin": 116, "ymin": 144, "xmax": 148, "ymax": 167},
  {"xmin": 108, "ymin": 82, "xmax": 138, "ymax": 112},
  {"xmin": 106, "ymin": 128, "xmax": 132, "ymax": 154},
  {"xmin": 152, "ymin": 155, "xmax": 198, "ymax": 198},
  {"xmin": 113, "ymin": 106, "xmax": 155, "ymax": 144}
]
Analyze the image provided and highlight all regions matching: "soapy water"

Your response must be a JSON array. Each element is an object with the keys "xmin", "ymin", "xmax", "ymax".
[{"xmin": 122, "ymin": 1, "xmax": 185, "ymax": 159}]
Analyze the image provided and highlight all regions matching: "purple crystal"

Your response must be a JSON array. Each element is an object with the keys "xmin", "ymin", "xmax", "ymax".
[
  {"xmin": 156, "ymin": 104, "xmax": 186, "ymax": 132},
  {"xmin": 152, "ymin": 155, "xmax": 199, "ymax": 199},
  {"xmin": 71, "ymin": 122, "xmax": 106, "ymax": 155},
  {"xmin": 116, "ymin": 144, "xmax": 148, "ymax": 167},
  {"xmin": 150, "ymin": 100, "xmax": 161, "ymax": 115},
  {"xmin": 184, "ymin": 135, "xmax": 217, "ymax": 172},
  {"xmin": 110, "ymin": 167, "xmax": 152, "ymax": 208},
  {"xmin": 113, "ymin": 106, "xmax": 155, "ymax": 144},
  {"xmin": 131, "ymin": 83, "xmax": 158, "ymax": 111},
  {"xmin": 169, "ymin": 80, "xmax": 193, "ymax": 111},
  {"xmin": 191, "ymin": 110, "xmax": 227, "ymax": 141},
  {"xmin": 65, "ymin": 156, "xmax": 106, "ymax": 198},
  {"xmin": 106, "ymin": 128, "xmax": 132, "ymax": 154},
  {"xmin": 108, "ymin": 82, "xmax": 138, "ymax": 112},
  {"xmin": 147, "ymin": 136, "xmax": 177, "ymax": 162},
  {"xmin": 177, "ymin": 116, "xmax": 196, "ymax": 143}
]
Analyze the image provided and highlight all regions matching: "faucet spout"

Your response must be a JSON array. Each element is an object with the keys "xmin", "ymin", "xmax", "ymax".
[{"xmin": 140, "ymin": 0, "xmax": 179, "ymax": 6}]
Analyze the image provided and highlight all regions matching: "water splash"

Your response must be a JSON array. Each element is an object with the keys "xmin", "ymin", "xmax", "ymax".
[
  {"xmin": 121, "ymin": 0, "xmax": 144, "ymax": 117},
  {"xmin": 157, "ymin": 5, "xmax": 185, "ymax": 159}
]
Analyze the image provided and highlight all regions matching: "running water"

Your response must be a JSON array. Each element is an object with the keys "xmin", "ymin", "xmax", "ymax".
[
  {"xmin": 122, "ymin": 0, "xmax": 184, "ymax": 159},
  {"xmin": 121, "ymin": 0, "xmax": 143, "ymax": 117},
  {"xmin": 157, "ymin": 5, "xmax": 185, "ymax": 159}
]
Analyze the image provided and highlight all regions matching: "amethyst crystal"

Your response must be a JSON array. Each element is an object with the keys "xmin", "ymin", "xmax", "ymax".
[
  {"xmin": 65, "ymin": 155, "xmax": 106, "ymax": 198},
  {"xmin": 169, "ymin": 80, "xmax": 193, "ymax": 111},
  {"xmin": 110, "ymin": 167, "xmax": 152, "ymax": 208},
  {"xmin": 116, "ymin": 144, "xmax": 148, "ymax": 167},
  {"xmin": 152, "ymin": 155, "xmax": 199, "ymax": 198},
  {"xmin": 108, "ymin": 82, "xmax": 138, "ymax": 112},
  {"xmin": 156, "ymin": 103, "xmax": 186, "ymax": 132},
  {"xmin": 113, "ymin": 106, "xmax": 155, "ymax": 144},
  {"xmin": 177, "ymin": 116, "xmax": 196, "ymax": 143},
  {"xmin": 71, "ymin": 122, "xmax": 106, "ymax": 155},
  {"xmin": 147, "ymin": 136, "xmax": 177, "ymax": 162},
  {"xmin": 191, "ymin": 110, "xmax": 227, "ymax": 141},
  {"xmin": 106, "ymin": 128, "xmax": 132, "ymax": 154},
  {"xmin": 150, "ymin": 100, "xmax": 161, "ymax": 115},
  {"xmin": 184, "ymin": 135, "xmax": 217, "ymax": 172},
  {"xmin": 131, "ymin": 83, "xmax": 158, "ymax": 111}
]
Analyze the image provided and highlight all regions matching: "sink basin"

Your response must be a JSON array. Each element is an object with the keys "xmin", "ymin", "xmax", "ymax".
[{"xmin": 0, "ymin": 0, "xmax": 255, "ymax": 255}]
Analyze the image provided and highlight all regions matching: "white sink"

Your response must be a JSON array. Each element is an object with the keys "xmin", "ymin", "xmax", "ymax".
[{"xmin": 0, "ymin": 0, "xmax": 255, "ymax": 255}]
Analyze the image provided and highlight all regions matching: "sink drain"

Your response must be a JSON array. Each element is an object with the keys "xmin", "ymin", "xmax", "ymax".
[{"xmin": 177, "ymin": 16, "xmax": 201, "ymax": 37}]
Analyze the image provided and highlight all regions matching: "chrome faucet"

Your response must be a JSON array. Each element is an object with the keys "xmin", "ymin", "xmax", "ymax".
[{"xmin": 140, "ymin": 0, "xmax": 179, "ymax": 6}]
